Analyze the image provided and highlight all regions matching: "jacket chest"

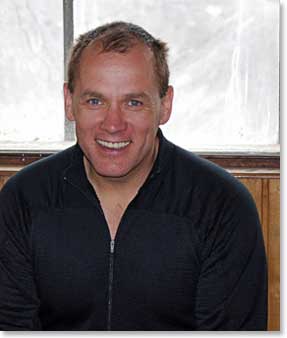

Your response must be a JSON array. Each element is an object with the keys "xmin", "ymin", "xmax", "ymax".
[{"xmin": 31, "ymin": 208, "xmax": 200, "ymax": 329}]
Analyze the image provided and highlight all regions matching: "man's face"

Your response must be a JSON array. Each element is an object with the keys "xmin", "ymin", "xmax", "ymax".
[{"xmin": 64, "ymin": 43, "xmax": 173, "ymax": 180}]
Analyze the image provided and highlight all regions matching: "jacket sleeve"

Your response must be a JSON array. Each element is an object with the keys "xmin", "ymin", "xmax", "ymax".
[
  {"xmin": 0, "ymin": 179, "xmax": 41, "ymax": 330},
  {"xmin": 194, "ymin": 184, "xmax": 267, "ymax": 330}
]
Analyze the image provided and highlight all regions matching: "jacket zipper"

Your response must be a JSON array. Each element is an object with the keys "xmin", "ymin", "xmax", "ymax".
[{"xmin": 107, "ymin": 239, "xmax": 115, "ymax": 330}]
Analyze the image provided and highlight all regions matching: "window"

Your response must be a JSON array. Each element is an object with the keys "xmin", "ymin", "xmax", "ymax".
[
  {"xmin": 0, "ymin": 0, "xmax": 280, "ymax": 153},
  {"xmin": 0, "ymin": 0, "xmax": 65, "ymax": 151}
]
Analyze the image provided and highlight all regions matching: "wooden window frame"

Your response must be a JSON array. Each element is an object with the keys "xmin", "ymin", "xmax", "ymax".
[{"xmin": 0, "ymin": 151, "xmax": 280, "ymax": 172}]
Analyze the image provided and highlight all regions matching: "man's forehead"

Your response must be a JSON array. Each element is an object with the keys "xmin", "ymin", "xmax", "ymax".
[{"xmin": 74, "ymin": 41, "xmax": 159, "ymax": 95}]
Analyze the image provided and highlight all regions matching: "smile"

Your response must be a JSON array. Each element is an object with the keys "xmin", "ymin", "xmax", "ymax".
[{"xmin": 96, "ymin": 139, "xmax": 131, "ymax": 149}]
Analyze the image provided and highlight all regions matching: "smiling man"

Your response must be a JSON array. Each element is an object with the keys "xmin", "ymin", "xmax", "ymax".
[
  {"xmin": 0, "ymin": 22, "xmax": 267, "ymax": 330},
  {"xmin": 63, "ymin": 38, "xmax": 173, "ymax": 240}
]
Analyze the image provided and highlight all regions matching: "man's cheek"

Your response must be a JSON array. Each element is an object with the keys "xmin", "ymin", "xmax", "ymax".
[{"xmin": 77, "ymin": 119, "xmax": 96, "ymax": 131}]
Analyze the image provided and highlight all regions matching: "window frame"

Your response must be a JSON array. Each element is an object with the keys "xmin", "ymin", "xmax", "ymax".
[
  {"xmin": 0, "ymin": 151, "xmax": 279, "ymax": 171},
  {"xmin": 63, "ymin": 0, "xmax": 75, "ymax": 141}
]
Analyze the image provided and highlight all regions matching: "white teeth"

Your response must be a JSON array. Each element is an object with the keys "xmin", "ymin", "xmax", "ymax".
[{"xmin": 97, "ymin": 139, "xmax": 131, "ymax": 149}]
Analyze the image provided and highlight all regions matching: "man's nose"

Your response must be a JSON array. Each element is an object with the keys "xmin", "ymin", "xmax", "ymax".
[{"xmin": 100, "ymin": 102, "xmax": 127, "ymax": 133}]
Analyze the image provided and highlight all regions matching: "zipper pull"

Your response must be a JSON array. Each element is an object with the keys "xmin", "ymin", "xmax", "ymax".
[{"xmin": 110, "ymin": 240, "xmax": 115, "ymax": 254}]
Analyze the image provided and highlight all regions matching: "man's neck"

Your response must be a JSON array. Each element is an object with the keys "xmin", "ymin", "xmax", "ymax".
[{"xmin": 83, "ymin": 139, "xmax": 159, "ymax": 240}]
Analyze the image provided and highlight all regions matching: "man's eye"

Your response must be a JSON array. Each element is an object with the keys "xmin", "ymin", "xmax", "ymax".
[
  {"xmin": 87, "ymin": 98, "xmax": 102, "ymax": 105},
  {"xmin": 127, "ymin": 99, "xmax": 143, "ymax": 107}
]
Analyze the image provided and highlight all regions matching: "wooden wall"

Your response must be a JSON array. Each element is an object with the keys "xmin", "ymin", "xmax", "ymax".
[
  {"xmin": 0, "ymin": 171, "xmax": 11, "ymax": 189},
  {"xmin": 233, "ymin": 171, "xmax": 280, "ymax": 331},
  {"xmin": 0, "ymin": 166, "xmax": 280, "ymax": 331}
]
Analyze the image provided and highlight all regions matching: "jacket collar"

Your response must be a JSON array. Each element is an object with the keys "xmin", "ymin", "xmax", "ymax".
[{"xmin": 148, "ymin": 128, "xmax": 175, "ymax": 180}]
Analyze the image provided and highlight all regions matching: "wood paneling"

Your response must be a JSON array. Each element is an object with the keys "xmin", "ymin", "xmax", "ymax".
[
  {"xmin": 0, "ymin": 165, "xmax": 280, "ymax": 331},
  {"xmin": 234, "ymin": 174, "xmax": 280, "ymax": 331},
  {"xmin": 267, "ymin": 179, "xmax": 280, "ymax": 330},
  {"xmin": 0, "ymin": 174, "xmax": 11, "ymax": 189}
]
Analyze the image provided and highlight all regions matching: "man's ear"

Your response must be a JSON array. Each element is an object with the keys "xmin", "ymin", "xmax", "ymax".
[
  {"xmin": 63, "ymin": 82, "xmax": 75, "ymax": 121},
  {"xmin": 159, "ymin": 86, "xmax": 174, "ymax": 125}
]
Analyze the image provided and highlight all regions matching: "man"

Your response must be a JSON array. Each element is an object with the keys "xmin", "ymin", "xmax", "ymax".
[{"xmin": 0, "ymin": 21, "xmax": 267, "ymax": 330}]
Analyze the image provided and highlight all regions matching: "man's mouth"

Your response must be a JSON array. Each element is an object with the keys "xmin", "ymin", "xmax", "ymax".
[{"xmin": 96, "ymin": 139, "xmax": 131, "ymax": 149}]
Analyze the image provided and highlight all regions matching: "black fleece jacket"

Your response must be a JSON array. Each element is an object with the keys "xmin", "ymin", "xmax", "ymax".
[{"xmin": 0, "ymin": 130, "xmax": 267, "ymax": 330}]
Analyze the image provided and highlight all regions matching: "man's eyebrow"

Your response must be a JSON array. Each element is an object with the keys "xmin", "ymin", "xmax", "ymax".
[
  {"xmin": 79, "ymin": 91, "xmax": 151, "ymax": 100},
  {"xmin": 124, "ymin": 92, "xmax": 150, "ymax": 100},
  {"xmin": 80, "ymin": 90, "xmax": 105, "ymax": 99}
]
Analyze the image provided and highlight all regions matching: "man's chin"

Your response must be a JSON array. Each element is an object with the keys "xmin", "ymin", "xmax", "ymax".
[
  {"xmin": 96, "ymin": 170, "xmax": 130, "ymax": 179},
  {"xmin": 92, "ymin": 165, "xmax": 134, "ymax": 181}
]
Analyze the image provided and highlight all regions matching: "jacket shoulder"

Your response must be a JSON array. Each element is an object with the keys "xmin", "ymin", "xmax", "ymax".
[
  {"xmin": 172, "ymin": 144, "xmax": 250, "ymax": 201},
  {"xmin": 1, "ymin": 145, "xmax": 76, "ymax": 200}
]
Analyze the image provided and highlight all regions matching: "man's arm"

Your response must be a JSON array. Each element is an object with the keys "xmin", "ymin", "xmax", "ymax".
[
  {"xmin": 194, "ymin": 184, "xmax": 267, "ymax": 330},
  {"xmin": 0, "ymin": 178, "xmax": 41, "ymax": 330}
]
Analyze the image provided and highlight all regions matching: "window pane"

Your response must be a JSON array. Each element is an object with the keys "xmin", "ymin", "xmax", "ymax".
[
  {"xmin": 0, "ymin": 0, "xmax": 64, "ymax": 150},
  {"xmin": 74, "ymin": 0, "xmax": 279, "ymax": 152}
]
